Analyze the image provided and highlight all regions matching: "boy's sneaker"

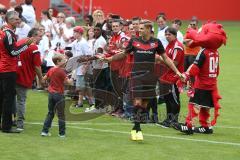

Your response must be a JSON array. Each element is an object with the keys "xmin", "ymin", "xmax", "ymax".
[
  {"xmin": 85, "ymin": 105, "xmax": 95, "ymax": 112},
  {"xmin": 85, "ymin": 107, "xmax": 106, "ymax": 113},
  {"xmin": 130, "ymin": 130, "xmax": 137, "ymax": 141},
  {"xmin": 194, "ymin": 126, "xmax": 213, "ymax": 134},
  {"xmin": 41, "ymin": 132, "xmax": 51, "ymax": 137},
  {"xmin": 178, "ymin": 124, "xmax": 194, "ymax": 135},
  {"xmin": 75, "ymin": 104, "xmax": 83, "ymax": 108},
  {"xmin": 136, "ymin": 131, "xmax": 143, "ymax": 141},
  {"xmin": 59, "ymin": 134, "xmax": 66, "ymax": 138},
  {"xmin": 16, "ymin": 127, "xmax": 24, "ymax": 132}
]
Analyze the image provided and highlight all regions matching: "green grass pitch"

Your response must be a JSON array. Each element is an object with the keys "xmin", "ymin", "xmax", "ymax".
[{"xmin": 0, "ymin": 21, "xmax": 240, "ymax": 160}]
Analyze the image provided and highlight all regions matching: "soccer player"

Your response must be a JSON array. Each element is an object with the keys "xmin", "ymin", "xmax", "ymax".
[{"xmin": 103, "ymin": 20, "xmax": 183, "ymax": 141}]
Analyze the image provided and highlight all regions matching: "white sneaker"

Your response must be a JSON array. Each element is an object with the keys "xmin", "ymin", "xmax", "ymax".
[
  {"xmin": 16, "ymin": 128, "xmax": 24, "ymax": 132},
  {"xmin": 59, "ymin": 134, "xmax": 66, "ymax": 138},
  {"xmin": 85, "ymin": 105, "xmax": 95, "ymax": 112},
  {"xmin": 85, "ymin": 107, "xmax": 106, "ymax": 113},
  {"xmin": 41, "ymin": 132, "xmax": 51, "ymax": 137}
]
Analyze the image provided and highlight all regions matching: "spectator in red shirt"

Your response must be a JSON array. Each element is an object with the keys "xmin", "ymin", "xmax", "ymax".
[
  {"xmin": 157, "ymin": 27, "xmax": 184, "ymax": 128},
  {"xmin": 15, "ymin": 27, "xmax": 44, "ymax": 131},
  {"xmin": 41, "ymin": 54, "xmax": 72, "ymax": 137},
  {"xmin": 106, "ymin": 19, "xmax": 129, "ymax": 116}
]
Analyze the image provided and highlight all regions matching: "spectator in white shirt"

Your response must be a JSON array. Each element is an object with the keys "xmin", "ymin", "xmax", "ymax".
[
  {"xmin": 15, "ymin": 5, "xmax": 31, "ymax": 40},
  {"xmin": 86, "ymin": 23, "xmax": 109, "ymax": 112},
  {"xmin": 38, "ymin": 25, "xmax": 50, "ymax": 67},
  {"xmin": 52, "ymin": 12, "xmax": 66, "ymax": 49},
  {"xmin": 156, "ymin": 14, "xmax": 169, "ymax": 49},
  {"xmin": 21, "ymin": 0, "xmax": 36, "ymax": 28},
  {"xmin": 48, "ymin": 8, "xmax": 57, "ymax": 24},
  {"xmin": 172, "ymin": 19, "xmax": 184, "ymax": 43},
  {"xmin": 8, "ymin": 0, "xmax": 17, "ymax": 12},
  {"xmin": 61, "ymin": 16, "xmax": 75, "ymax": 48},
  {"xmin": 15, "ymin": 19, "xmax": 31, "ymax": 40},
  {"xmin": 40, "ymin": 10, "xmax": 53, "ymax": 33},
  {"xmin": 70, "ymin": 26, "xmax": 93, "ymax": 108},
  {"xmin": 0, "ymin": 7, "xmax": 7, "ymax": 28}
]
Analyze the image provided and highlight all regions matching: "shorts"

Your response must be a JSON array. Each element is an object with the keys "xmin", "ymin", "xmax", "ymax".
[
  {"xmin": 76, "ymin": 75, "xmax": 86, "ymax": 90},
  {"xmin": 84, "ymin": 74, "xmax": 93, "ymax": 88},
  {"xmin": 189, "ymin": 89, "xmax": 214, "ymax": 108},
  {"xmin": 130, "ymin": 71, "xmax": 157, "ymax": 99}
]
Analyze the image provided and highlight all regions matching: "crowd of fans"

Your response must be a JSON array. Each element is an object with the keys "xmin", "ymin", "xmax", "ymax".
[{"xmin": 0, "ymin": 0, "xmax": 209, "ymax": 139}]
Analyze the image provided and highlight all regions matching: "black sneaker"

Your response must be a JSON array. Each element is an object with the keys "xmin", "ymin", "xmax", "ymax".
[
  {"xmin": 171, "ymin": 122, "xmax": 185, "ymax": 130},
  {"xmin": 194, "ymin": 126, "xmax": 213, "ymax": 134},
  {"xmin": 157, "ymin": 120, "xmax": 171, "ymax": 128},
  {"xmin": 178, "ymin": 124, "xmax": 194, "ymax": 135}
]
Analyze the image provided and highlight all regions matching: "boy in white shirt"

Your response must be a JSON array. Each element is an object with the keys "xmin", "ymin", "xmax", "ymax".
[{"xmin": 71, "ymin": 26, "xmax": 93, "ymax": 107}]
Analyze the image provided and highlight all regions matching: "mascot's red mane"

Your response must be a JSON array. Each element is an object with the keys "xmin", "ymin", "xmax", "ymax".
[{"xmin": 185, "ymin": 21, "xmax": 227, "ymax": 50}]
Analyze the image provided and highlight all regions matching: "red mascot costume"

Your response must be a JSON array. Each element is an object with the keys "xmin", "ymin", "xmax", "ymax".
[{"xmin": 178, "ymin": 21, "xmax": 227, "ymax": 134}]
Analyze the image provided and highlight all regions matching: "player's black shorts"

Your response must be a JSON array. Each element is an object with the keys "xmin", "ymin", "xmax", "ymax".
[
  {"xmin": 130, "ymin": 71, "xmax": 157, "ymax": 99},
  {"xmin": 189, "ymin": 89, "xmax": 214, "ymax": 108}
]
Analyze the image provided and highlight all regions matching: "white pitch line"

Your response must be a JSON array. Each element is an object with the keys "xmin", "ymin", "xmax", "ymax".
[
  {"xmin": 26, "ymin": 122, "xmax": 240, "ymax": 147},
  {"xmin": 26, "ymin": 122, "xmax": 240, "ymax": 129}
]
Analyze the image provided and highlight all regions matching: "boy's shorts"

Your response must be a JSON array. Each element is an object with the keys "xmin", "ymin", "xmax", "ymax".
[{"xmin": 76, "ymin": 75, "xmax": 86, "ymax": 90}]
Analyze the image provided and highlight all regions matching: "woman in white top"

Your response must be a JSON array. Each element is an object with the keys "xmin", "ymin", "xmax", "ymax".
[
  {"xmin": 48, "ymin": 7, "xmax": 57, "ymax": 24},
  {"xmin": 40, "ymin": 10, "xmax": 53, "ymax": 33},
  {"xmin": 51, "ymin": 12, "xmax": 66, "ymax": 49},
  {"xmin": 61, "ymin": 16, "xmax": 75, "ymax": 48},
  {"xmin": 21, "ymin": 0, "xmax": 36, "ymax": 28},
  {"xmin": 156, "ymin": 15, "xmax": 169, "ymax": 49}
]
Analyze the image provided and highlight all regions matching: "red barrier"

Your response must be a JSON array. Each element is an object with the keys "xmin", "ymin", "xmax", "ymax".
[
  {"xmin": 1, "ymin": 0, "xmax": 239, "ymax": 20},
  {"xmin": 1, "ymin": 0, "xmax": 50, "ymax": 20},
  {"xmin": 65, "ymin": 0, "xmax": 240, "ymax": 20}
]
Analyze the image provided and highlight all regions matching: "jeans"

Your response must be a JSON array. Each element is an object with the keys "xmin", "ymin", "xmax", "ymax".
[
  {"xmin": 42, "ymin": 93, "xmax": 65, "ymax": 135},
  {"xmin": 16, "ymin": 84, "xmax": 28, "ymax": 128},
  {"xmin": 0, "ymin": 72, "xmax": 16, "ymax": 131}
]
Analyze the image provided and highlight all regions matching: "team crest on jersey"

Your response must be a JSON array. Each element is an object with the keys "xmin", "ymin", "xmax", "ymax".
[{"xmin": 150, "ymin": 43, "xmax": 156, "ymax": 47}]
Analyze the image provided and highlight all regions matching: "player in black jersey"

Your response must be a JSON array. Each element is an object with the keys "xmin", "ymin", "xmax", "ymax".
[{"xmin": 103, "ymin": 20, "xmax": 183, "ymax": 141}]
